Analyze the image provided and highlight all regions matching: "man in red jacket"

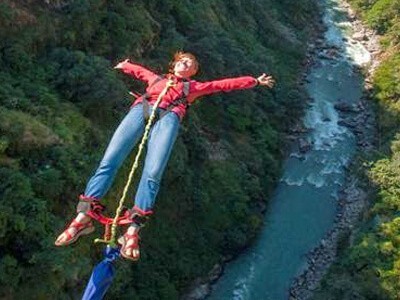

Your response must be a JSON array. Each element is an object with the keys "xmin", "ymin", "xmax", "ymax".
[{"xmin": 55, "ymin": 51, "xmax": 275, "ymax": 261}]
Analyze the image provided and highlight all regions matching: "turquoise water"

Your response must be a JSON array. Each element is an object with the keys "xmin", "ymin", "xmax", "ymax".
[{"xmin": 208, "ymin": 1, "xmax": 368, "ymax": 299}]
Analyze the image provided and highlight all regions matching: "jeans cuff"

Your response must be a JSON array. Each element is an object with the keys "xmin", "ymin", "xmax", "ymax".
[
  {"xmin": 79, "ymin": 194, "xmax": 100, "ymax": 202},
  {"xmin": 132, "ymin": 205, "xmax": 153, "ymax": 216}
]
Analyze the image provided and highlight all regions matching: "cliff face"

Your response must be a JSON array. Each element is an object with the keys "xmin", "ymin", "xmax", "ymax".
[{"xmin": 0, "ymin": 0, "xmax": 318, "ymax": 298}]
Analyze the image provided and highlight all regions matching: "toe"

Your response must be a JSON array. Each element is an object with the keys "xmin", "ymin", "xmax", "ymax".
[{"xmin": 55, "ymin": 234, "xmax": 65, "ymax": 245}]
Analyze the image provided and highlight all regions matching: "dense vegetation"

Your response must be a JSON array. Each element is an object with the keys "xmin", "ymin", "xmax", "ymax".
[
  {"xmin": 0, "ymin": 0, "xmax": 317, "ymax": 298},
  {"xmin": 313, "ymin": 0, "xmax": 400, "ymax": 299}
]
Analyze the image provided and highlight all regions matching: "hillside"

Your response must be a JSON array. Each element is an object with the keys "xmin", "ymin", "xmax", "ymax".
[{"xmin": 0, "ymin": 0, "xmax": 318, "ymax": 298}]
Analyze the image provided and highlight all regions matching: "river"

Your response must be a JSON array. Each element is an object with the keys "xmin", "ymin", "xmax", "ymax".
[{"xmin": 207, "ymin": 1, "xmax": 371, "ymax": 299}]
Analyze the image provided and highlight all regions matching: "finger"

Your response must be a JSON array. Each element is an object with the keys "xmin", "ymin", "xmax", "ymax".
[{"xmin": 114, "ymin": 58, "xmax": 129, "ymax": 68}]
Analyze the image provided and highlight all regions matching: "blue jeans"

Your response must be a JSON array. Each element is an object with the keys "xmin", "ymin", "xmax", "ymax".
[{"xmin": 83, "ymin": 103, "xmax": 180, "ymax": 213}]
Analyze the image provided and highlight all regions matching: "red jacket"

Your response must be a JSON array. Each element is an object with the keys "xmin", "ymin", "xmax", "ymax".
[{"xmin": 121, "ymin": 62, "xmax": 258, "ymax": 119}]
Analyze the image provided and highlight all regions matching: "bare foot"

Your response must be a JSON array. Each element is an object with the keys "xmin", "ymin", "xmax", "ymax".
[
  {"xmin": 55, "ymin": 213, "xmax": 94, "ymax": 246},
  {"xmin": 120, "ymin": 225, "xmax": 140, "ymax": 260}
]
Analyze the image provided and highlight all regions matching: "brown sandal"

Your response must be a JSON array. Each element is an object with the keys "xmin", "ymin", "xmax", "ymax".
[
  {"xmin": 55, "ymin": 219, "xmax": 95, "ymax": 246},
  {"xmin": 118, "ymin": 232, "xmax": 140, "ymax": 261}
]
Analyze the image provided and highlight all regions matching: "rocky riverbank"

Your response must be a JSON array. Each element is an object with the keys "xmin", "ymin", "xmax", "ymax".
[{"xmin": 289, "ymin": 1, "xmax": 381, "ymax": 299}]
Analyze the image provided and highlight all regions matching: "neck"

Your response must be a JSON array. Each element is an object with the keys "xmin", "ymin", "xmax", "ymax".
[{"xmin": 173, "ymin": 72, "xmax": 190, "ymax": 79}]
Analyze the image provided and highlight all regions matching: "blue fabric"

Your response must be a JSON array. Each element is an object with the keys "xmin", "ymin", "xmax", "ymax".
[
  {"xmin": 82, "ymin": 246, "xmax": 120, "ymax": 300},
  {"xmin": 134, "ymin": 108, "xmax": 180, "ymax": 211},
  {"xmin": 83, "ymin": 104, "xmax": 180, "ymax": 212}
]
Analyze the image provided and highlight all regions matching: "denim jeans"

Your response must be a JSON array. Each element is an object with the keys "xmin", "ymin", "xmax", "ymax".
[{"xmin": 83, "ymin": 103, "xmax": 180, "ymax": 213}]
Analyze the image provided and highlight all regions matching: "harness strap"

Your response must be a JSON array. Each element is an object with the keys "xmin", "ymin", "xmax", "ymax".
[
  {"xmin": 159, "ymin": 81, "xmax": 191, "ymax": 119},
  {"xmin": 142, "ymin": 75, "xmax": 165, "ymax": 120},
  {"xmin": 143, "ymin": 78, "xmax": 190, "ymax": 121},
  {"xmin": 128, "ymin": 209, "xmax": 150, "ymax": 227},
  {"xmin": 76, "ymin": 196, "xmax": 102, "ymax": 214}
]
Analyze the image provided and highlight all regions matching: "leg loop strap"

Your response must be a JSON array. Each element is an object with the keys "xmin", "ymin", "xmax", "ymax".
[
  {"xmin": 129, "ymin": 207, "xmax": 153, "ymax": 227},
  {"xmin": 76, "ymin": 195, "xmax": 105, "ymax": 214}
]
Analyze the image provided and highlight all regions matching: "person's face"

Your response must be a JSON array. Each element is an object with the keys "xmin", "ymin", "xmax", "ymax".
[{"xmin": 173, "ymin": 56, "xmax": 197, "ymax": 78}]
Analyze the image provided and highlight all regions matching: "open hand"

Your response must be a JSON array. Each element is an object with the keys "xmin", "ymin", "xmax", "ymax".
[
  {"xmin": 257, "ymin": 73, "xmax": 275, "ymax": 88},
  {"xmin": 114, "ymin": 58, "xmax": 130, "ymax": 69}
]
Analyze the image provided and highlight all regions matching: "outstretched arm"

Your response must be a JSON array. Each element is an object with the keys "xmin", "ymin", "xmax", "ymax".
[
  {"xmin": 114, "ymin": 59, "xmax": 158, "ymax": 84},
  {"xmin": 189, "ymin": 74, "xmax": 275, "ymax": 99}
]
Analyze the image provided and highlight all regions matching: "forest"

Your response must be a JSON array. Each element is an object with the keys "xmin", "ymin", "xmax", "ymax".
[
  {"xmin": 0, "ymin": 0, "xmax": 318, "ymax": 298},
  {"xmin": 313, "ymin": 0, "xmax": 400, "ymax": 299}
]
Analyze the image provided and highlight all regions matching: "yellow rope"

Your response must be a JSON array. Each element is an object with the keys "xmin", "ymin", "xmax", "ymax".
[{"xmin": 95, "ymin": 79, "xmax": 175, "ymax": 247}]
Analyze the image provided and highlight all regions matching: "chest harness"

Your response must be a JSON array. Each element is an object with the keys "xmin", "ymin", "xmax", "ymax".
[{"xmin": 140, "ymin": 75, "xmax": 191, "ymax": 121}]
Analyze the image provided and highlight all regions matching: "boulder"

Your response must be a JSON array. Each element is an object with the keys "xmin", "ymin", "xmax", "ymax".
[{"xmin": 299, "ymin": 138, "xmax": 312, "ymax": 153}]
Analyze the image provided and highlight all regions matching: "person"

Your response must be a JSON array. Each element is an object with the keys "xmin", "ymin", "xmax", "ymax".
[{"xmin": 55, "ymin": 51, "xmax": 275, "ymax": 261}]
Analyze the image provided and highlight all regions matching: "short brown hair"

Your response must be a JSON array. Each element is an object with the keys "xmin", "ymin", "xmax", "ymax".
[{"xmin": 169, "ymin": 51, "xmax": 199, "ymax": 75}]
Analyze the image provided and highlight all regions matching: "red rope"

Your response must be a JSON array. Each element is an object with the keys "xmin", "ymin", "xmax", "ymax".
[{"xmin": 86, "ymin": 209, "xmax": 133, "ymax": 226}]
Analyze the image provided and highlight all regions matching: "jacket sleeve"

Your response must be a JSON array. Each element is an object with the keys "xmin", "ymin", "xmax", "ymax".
[
  {"xmin": 119, "ymin": 61, "xmax": 158, "ymax": 84},
  {"xmin": 190, "ymin": 76, "xmax": 258, "ymax": 98}
]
